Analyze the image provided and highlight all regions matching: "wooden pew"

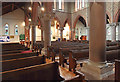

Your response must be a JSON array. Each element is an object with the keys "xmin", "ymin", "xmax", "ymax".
[
  {"xmin": 49, "ymin": 43, "xmax": 89, "ymax": 61},
  {"xmin": 33, "ymin": 43, "xmax": 43, "ymax": 54},
  {"xmin": 1, "ymin": 62, "xmax": 85, "ymax": 81},
  {"xmin": 59, "ymin": 46, "xmax": 89, "ymax": 67},
  {"xmin": 2, "ymin": 55, "xmax": 45, "ymax": 72},
  {"xmin": 115, "ymin": 60, "xmax": 120, "ymax": 81},
  {"xmin": 106, "ymin": 49, "xmax": 120, "ymax": 62},
  {"xmin": 47, "ymin": 46, "xmax": 53, "ymax": 59},
  {"xmin": 106, "ymin": 46, "xmax": 120, "ymax": 51},
  {"xmin": 2, "ymin": 43, "xmax": 28, "ymax": 51},
  {"xmin": 69, "ymin": 49, "xmax": 89, "ymax": 72},
  {"xmin": 1, "ymin": 52, "xmax": 38, "ymax": 60},
  {"xmin": 1, "ymin": 43, "xmax": 29, "ymax": 55},
  {"xmin": 2, "ymin": 49, "xmax": 30, "ymax": 55},
  {"xmin": 69, "ymin": 49, "xmax": 120, "ymax": 73},
  {"xmin": 107, "ymin": 42, "xmax": 119, "ymax": 47}
]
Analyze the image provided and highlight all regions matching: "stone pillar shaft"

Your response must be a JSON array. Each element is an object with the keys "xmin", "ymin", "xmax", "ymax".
[
  {"xmin": 44, "ymin": 19, "xmax": 51, "ymax": 49},
  {"xmin": 31, "ymin": 25, "xmax": 36, "ymax": 47},
  {"xmin": 86, "ymin": 27, "xmax": 89, "ymax": 41},
  {"xmin": 59, "ymin": 27, "xmax": 64, "ymax": 41},
  {"xmin": 89, "ymin": 2, "xmax": 106, "ymax": 63},
  {"xmin": 81, "ymin": 2, "xmax": 113, "ymax": 80},
  {"xmin": 60, "ymin": 30, "xmax": 63, "ymax": 41},
  {"xmin": 41, "ymin": 29, "xmax": 44, "ymax": 41},
  {"xmin": 111, "ymin": 25, "xmax": 116, "ymax": 42},
  {"xmin": 118, "ymin": 23, "xmax": 120, "ymax": 40},
  {"xmin": 41, "ymin": 18, "xmax": 51, "ymax": 55}
]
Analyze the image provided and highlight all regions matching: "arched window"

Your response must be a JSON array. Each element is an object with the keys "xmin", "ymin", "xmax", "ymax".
[
  {"xmin": 53, "ymin": 0, "xmax": 64, "ymax": 11},
  {"xmin": 15, "ymin": 24, "xmax": 18, "ymax": 35},
  {"xmin": 5, "ymin": 24, "xmax": 9, "ymax": 35},
  {"xmin": 54, "ymin": 0, "xmax": 57, "ymax": 9},
  {"xmin": 58, "ymin": 0, "xmax": 64, "ymax": 10},
  {"xmin": 82, "ymin": 0, "xmax": 85, "ymax": 8},
  {"xmin": 59, "ymin": 0, "xmax": 62, "ymax": 9},
  {"xmin": 75, "ymin": 0, "xmax": 85, "ymax": 11}
]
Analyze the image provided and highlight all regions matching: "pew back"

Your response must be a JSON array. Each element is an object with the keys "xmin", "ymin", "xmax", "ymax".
[
  {"xmin": 2, "ymin": 52, "xmax": 38, "ymax": 60},
  {"xmin": 2, "ymin": 62, "xmax": 63, "ymax": 80},
  {"xmin": 115, "ymin": 60, "xmax": 120, "ymax": 81},
  {"xmin": 2, "ymin": 55, "xmax": 45, "ymax": 72}
]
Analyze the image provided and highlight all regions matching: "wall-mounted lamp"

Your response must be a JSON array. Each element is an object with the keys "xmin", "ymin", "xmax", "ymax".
[
  {"xmin": 22, "ymin": 21, "xmax": 25, "ymax": 26},
  {"xmin": 41, "ymin": 7, "xmax": 45, "ymax": 11},
  {"xmin": 29, "ymin": 19, "xmax": 31, "ymax": 22},
  {"xmin": 28, "ymin": 7, "xmax": 32, "ymax": 11}
]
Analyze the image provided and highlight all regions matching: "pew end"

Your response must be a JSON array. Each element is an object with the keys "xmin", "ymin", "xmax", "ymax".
[{"xmin": 115, "ymin": 59, "xmax": 120, "ymax": 81}]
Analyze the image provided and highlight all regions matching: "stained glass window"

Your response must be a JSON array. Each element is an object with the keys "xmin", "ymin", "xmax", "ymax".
[
  {"xmin": 5, "ymin": 24, "xmax": 9, "ymax": 35},
  {"xmin": 15, "ymin": 25, "xmax": 18, "ymax": 35}
]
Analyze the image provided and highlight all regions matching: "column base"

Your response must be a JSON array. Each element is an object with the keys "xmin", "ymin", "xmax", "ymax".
[
  {"xmin": 41, "ymin": 48, "xmax": 47, "ymax": 55},
  {"xmin": 81, "ymin": 61, "xmax": 114, "ymax": 80}
]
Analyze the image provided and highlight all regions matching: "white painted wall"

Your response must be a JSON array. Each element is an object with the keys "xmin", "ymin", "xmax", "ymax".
[
  {"xmin": 1, "ymin": 8, "xmax": 25, "ymax": 42},
  {"xmin": 30, "ymin": 24, "xmax": 60, "ymax": 42},
  {"xmin": 106, "ymin": 24, "xmax": 118, "ymax": 41},
  {"xmin": 75, "ymin": 21, "xmax": 87, "ymax": 40},
  {"xmin": 63, "ymin": 23, "xmax": 70, "ymax": 40},
  {"xmin": 36, "ymin": 26, "xmax": 41, "ymax": 41}
]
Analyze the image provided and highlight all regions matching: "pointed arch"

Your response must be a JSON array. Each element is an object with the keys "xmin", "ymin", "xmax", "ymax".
[{"xmin": 73, "ymin": 15, "xmax": 87, "ymax": 28}]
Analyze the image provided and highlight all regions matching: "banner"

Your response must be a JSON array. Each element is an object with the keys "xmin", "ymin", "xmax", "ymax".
[{"xmin": 0, "ymin": 36, "xmax": 10, "ymax": 42}]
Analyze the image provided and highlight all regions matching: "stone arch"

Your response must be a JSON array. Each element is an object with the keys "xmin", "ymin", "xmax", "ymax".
[
  {"xmin": 62, "ymin": 18, "xmax": 71, "ymax": 40},
  {"xmin": 114, "ymin": 9, "xmax": 120, "ymax": 22},
  {"xmin": 63, "ymin": 18, "xmax": 70, "ymax": 27},
  {"xmin": 73, "ymin": 15, "xmax": 87, "ymax": 28},
  {"xmin": 106, "ymin": 11, "xmax": 111, "ymax": 23},
  {"xmin": 54, "ymin": 17, "xmax": 61, "ymax": 27},
  {"xmin": 106, "ymin": 14, "xmax": 110, "ymax": 24}
]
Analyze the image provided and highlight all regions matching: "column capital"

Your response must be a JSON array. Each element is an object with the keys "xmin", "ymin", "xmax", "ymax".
[
  {"xmin": 85, "ymin": 27, "xmax": 90, "ymax": 29},
  {"xmin": 109, "ymin": 23, "xmax": 116, "ymax": 27},
  {"xmin": 24, "ymin": 26, "xmax": 30, "ymax": 30},
  {"xmin": 116, "ymin": 22, "xmax": 120, "ymax": 26},
  {"xmin": 39, "ymin": 12, "xmax": 55, "ymax": 21},
  {"xmin": 119, "ymin": 22, "xmax": 120, "ymax": 25},
  {"xmin": 70, "ymin": 28, "xmax": 75, "ymax": 32},
  {"xmin": 30, "ymin": 21, "xmax": 38, "ymax": 26},
  {"xmin": 59, "ymin": 27, "xmax": 64, "ymax": 31}
]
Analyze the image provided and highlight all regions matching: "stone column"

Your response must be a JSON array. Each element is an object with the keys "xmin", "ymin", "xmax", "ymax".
[
  {"xmin": 71, "ymin": 28, "xmax": 75, "ymax": 40},
  {"xmin": 59, "ymin": 27, "xmax": 64, "ymax": 41},
  {"xmin": 118, "ymin": 22, "xmax": 120, "ymax": 40},
  {"xmin": 25, "ymin": 15, "xmax": 30, "ymax": 48},
  {"xmin": 110, "ymin": 23, "xmax": 116, "ymax": 42},
  {"xmin": 86, "ymin": 27, "xmax": 89, "ymax": 40},
  {"xmin": 44, "ymin": 18, "xmax": 51, "ymax": 49},
  {"xmin": 70, "ymin": 28, "xmax": 74, "ymax": 41},
  {"xmin": 41, "ymin": 13, "xmax": 54, "ymax": 55},
  {"xmin": 31, "ymin": 2, "xmax": 38, "ymax": 49},
  {"xmin": 31, "ymin": 24, "xmax": 36, "ymax": 49},
  {"xmin": 81, "ymin": 2, "xmax": 113, "ymax": 80},
  {"xmin": 38, "ymin": 2, "xmax": 54, "ymax": 55},
  {"xmin": 41, "ymin": 29, "xmax": 44, "ymax": 41}
]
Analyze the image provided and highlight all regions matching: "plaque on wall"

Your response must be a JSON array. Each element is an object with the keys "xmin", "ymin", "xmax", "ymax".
[{"xmin": 10, "ymin": 36, "xmax": 14, "ymax": 38}]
